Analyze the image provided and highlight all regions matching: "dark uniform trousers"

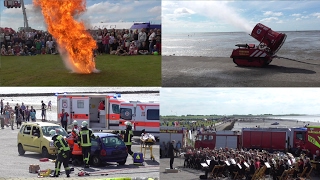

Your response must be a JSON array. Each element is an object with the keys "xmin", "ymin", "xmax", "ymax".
[
  {"xmin": 82, "ymin": 146, "xmax": 91, "ymax": 166},
  {"xmin": 54, "ymin": 150, "xmax": 71, "ymax": 176}
]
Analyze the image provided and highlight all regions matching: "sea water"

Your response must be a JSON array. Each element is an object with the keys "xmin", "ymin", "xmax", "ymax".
[{"xmin": 162, "ymin": 31, "xmax": 320, "ymax": 61}]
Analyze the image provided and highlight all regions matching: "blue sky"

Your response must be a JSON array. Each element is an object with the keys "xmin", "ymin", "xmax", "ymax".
[
  {"xmin": 0, "ymin": 0, "xmax": 161, "ymax": 31},
  {"xmin": 162, "ymin": 1, "xmax": 320, "ymax": 33},
  {"xmin": 160, "ymin": 88, "xmax": 320, "ymax": 116}
]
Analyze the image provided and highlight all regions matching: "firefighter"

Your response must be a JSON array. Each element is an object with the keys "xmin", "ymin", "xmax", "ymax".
[
  {"xmin": 71, "ymin": 121, "xmax": 81, "ymax": 141},
  {"xmin": 78, "ymin": 121, "xmax": 97, "ymax": 168},
  {"xmin": 120, "ymin": 121, "xmax": 134, "ymax": 157},
  {"xmin": 49, "ymin": 129, "xmax": 71, "ymax": 178}
]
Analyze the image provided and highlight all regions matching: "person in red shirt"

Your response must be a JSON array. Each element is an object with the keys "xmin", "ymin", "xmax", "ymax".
[
  {"xmin": 60, "ymin": 109, "xmax": 69, "ymax": 131},
  {"xmin": 254, "ymin": 157, "xmax": 261, "ymax": 170},
  {"xmin": 97, "ymin": 100, "xmax": 105, "ymax": 120}
]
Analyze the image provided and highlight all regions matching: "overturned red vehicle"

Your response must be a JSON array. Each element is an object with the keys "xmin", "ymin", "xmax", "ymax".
[{"xmin": 230, "ymin": 23, "xmax": 286, "ymax": 67}]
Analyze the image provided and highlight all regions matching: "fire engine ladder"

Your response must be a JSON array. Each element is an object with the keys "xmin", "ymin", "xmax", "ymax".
[
  {"xmin": 21, "ymin": 0, "xmax": 29, "ymax": 30},
  {"xmin": 140, "ymin": 137, "xmax": 155, "ymax": 162}
]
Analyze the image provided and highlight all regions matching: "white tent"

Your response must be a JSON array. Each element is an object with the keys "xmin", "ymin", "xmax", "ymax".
[{"xmin": 90, "ymin": 22, "xmax": 143, "ymax": 30}]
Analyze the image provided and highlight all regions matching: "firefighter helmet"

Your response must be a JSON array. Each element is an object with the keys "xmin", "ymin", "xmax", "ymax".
[
  {"xmin": 124, "ymin": 121, "xmax": 132, "ymax": 126},
  {"xmin": 73, "ymin": 120, "xmax": 78, "ymax": 126},
  {"xmin": 49, "ymin": 129, "xmax": 56, "ymax": 137},
  {"xmin": 82, "ymin": 121, "xmax": 88, "ymax": 127}
]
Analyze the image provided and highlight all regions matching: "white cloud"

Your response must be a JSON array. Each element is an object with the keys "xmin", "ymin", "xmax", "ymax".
[
  {"xmin": 291, "ymin": 13, "xmax": 301, "ymax": 17},
  {"xmin": 312, "ymin": 13, "xmax": 320, "ymax": 18},
  {"xmin": 160, "ymin": 88, "xmax": 320, "ymax": 116},
  {"xmin": 173, "ymin": 8, "xmax": 195, "ymax": 15},
  {"xmin": 264, "ymin": 11, "xmax": 283, "ymax": 16},
  {"xmin": 260, "ymin": 17, "xmax": 279, "ymax": 22},
  {"xmin": 148, "ymin": 6, "xmax": 161, "ymax": 14},
  {"xmin": 296, "ymin": 18, "xmax": 301, "ymax": 21}
]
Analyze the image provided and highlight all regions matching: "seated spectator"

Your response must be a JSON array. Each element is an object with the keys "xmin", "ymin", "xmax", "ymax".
[
  {"xmin": 7, "ymin": 46, "xmax": 14, "ymax": 56},
  {"xmin": 110, "ymin": 39, "xmax": 119, "ymax": 55},
  {"xmin": 116, "ymin": 45, "xmax": 128, "ymax": 56},
  {"xmin": 128, "ymin": 41, "xmax": 138, "ymax": 55},
  {"xmin": 13, "ymin": 42, "xmax": 21, "ymax": 56},
  {"xmin": 1, "ymin": 44, "xmax": 7, "ymax": 56},
  {"xmin": 138, "ymin": 41, "xmax": 149, "ymax": 55},
  {"xmin": 30, "ymin": 46, "xmax": 36, "ymax": 56}
]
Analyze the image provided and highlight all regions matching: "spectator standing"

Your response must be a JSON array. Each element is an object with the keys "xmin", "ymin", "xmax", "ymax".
[
  {"xmin": 48, "ymin": 100, "xmax": 52, "ymax": 111},
  {"xmin": 35, "ymin": 39, "xmax": 42, "ymax": 54},
  {"xmin": 20, "ymin": 102, "xmax": 26, "ymax": 121},
  {"xmin": 30, "ymin": 106, "xmax": 36, "ymax": 122},
  {"xmin": 96, "ymin": 31, "xmax": 103, "ymax": 55},
  {"xmin": 133, "ymin": 29, "xmax": 139, "ymax": 47},
  {"xmin": 41, "ymin": 100, "xmax": 47, "ymax": 121},
  {"xmin": 138, "ymin": 28, "xmax": 146, "ymax": 49},
  {"xmin": 148, "ymin": 29, "xmax": 156, "ymax": 54},
  {"xmin": 168, "ymin": 140, "xmax": 179, "ymax": 169},
  {"xmin": 155, "ymin": 29, "xmax": 161, "ymax": 55},
  {"xmin": 60, "ymin": 109, "xmax": 69, "ymax": 131},
  {"xmin": 25, "ymin": 106, "xmax": 30, "ymax": 122},
  {"xmin": 0, "ymin": 29, "xmax": 4, "ymax": 48},
  {"xmin": 0, "ymin": 99, "xmax": 3, "ymax": 115},
  {"xmin": 46, "ymin": 37, "xmax": 54, "ymax": 54},
  {"xmin": 102, "ymin": 32, "xmax": 110, "ymax": 54}
]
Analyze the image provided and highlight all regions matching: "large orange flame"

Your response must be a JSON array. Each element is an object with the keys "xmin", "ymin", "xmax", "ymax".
[{"xmin": 34, "ymin": 0, "xmax": 97, "ymax": 74}]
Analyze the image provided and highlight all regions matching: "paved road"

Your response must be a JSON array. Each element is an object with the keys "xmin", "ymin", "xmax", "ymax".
[
  {"xmin": 0, "ymin": 122, "xmax": 159, "ymax": 180},
  {"xmin": 162, "ymin": 56, "xmax": 320, "ymax": 87}
]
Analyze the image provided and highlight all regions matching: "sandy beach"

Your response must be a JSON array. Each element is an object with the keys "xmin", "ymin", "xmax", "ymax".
[{"xmin": 162, "ymin": 56, "xmax": 320, "ymax": 87}]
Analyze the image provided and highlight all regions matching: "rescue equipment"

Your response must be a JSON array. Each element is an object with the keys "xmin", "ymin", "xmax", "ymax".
[
  {"xmin": 140, "ymin": 133, "xmax": 156, "ymax": 161},
  {"xmin": 230, "ymin": 23, "xmax": 287, "ymax": 67}
]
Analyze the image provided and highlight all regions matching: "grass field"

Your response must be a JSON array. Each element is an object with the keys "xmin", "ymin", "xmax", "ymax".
[{"xmin": 0, "ymin": 54, "xmax": 161, "ymax": 86}]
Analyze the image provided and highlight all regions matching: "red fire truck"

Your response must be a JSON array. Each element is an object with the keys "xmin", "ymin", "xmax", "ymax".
[
  {"xmin": 195, "ymin": 127, "xmax": 308, "ymax": 153},
  {"xmin": 306, "ymin": 126, "xmax": 320, "ymax": 154}
]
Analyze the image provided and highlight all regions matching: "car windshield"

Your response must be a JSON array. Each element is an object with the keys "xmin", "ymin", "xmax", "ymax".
[
  {"xmin": 42, "ymin": 126, "xmax": 68, "ymax": 137},
  {"xmin": 101, "ymin": 136, "xmax": 125, "ymax": 147}
]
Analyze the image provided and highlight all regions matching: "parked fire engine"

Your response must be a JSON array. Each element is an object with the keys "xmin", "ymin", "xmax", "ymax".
[
  {"xmin": 57, "ymin": 94, "xmax": 159, "ymax": 138},
  {"xmin": 306, "ymin": 126, "xmax": 320, "ymax": 154},
  {"xmin": 195, "ymin": 127, "xmax": 314, "ymax": 153},
  {"xmin": 119, "ymin": 101, "xmax": 159, "ymax": 138}
]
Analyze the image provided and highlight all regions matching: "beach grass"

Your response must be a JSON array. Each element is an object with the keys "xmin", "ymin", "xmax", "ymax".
[{"xmin": 0, "ymin": 54, "xmax": 161, "ymax": 86}]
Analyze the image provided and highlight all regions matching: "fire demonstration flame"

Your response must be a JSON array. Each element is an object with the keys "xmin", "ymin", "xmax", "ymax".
[{"xmin": 34, "ymin": 0, "xmax": 97, "ymax": 74}]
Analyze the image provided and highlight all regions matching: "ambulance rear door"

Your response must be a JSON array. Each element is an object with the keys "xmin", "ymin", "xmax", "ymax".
[
  {"xmin": 57, "ymin": 96, "xmax": 71, "ymax": 125},
  {"xmin": 107, "ymin": 98, "xmax": 121, "ymax": 130},
  {"xmin": 71, "ymin": 97, "xmax": 89, "ymax": 127}
]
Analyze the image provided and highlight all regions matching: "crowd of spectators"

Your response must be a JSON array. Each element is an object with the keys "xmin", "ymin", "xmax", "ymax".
[
  {"xmin": 0, "ymin": 27, "xmax": 161, "ymax": 56},
  {"xmin": 179, "ymin": 147, "xmax": 319, "ymax": 179}
]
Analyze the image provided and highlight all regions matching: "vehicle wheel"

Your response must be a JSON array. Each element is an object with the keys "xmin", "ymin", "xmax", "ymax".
[
  {"xmin": 42, "ymin": 147, "xmax": 49, "ymax": 158},
  {"xmin": 18, "ymin": 144, "xmax": 25, "ymax": 156},
  {"xmin": 91, "ymin": 156, "xmax": 101, "ymax": 167},
  {"xmin": 118, "ymin": 160, "xmax": 126, "ymax": 165},
  {"xmin": 72, "ymin": 159, "xmax": 82, "ymax": 166}
]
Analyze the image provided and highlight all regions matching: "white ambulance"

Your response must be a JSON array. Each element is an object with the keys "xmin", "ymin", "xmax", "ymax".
[
  {"xmin": 57, "ymin": 94, "xmax": 160, "ymax": 138},
  {"xmin": 57, "ymin": 93, "xmax": 124, "ymax": 130},
  {"xmin": 119, "ymin": 101, "xmax": 159, "ymax": 139}
]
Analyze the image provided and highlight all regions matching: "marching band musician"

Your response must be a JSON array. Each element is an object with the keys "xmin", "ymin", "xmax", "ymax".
[
  {"xmin": 273, "ymin": 159, "xmax": 285, "ymax": 180},
  {"xmin": 246, "ymin": 159, "xmax": 256, "ymax": 180},
  {"xmin": 293, "ymin": 157, "xmax": 304, "ymax": 178}
]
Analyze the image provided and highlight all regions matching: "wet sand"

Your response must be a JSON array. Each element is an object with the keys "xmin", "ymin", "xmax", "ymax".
[
  {"xmin": 232, "ymin": 118, "xmax": 320, "ymax": 131},
  {"xmin": 162, "ymin": 56, "xmax": 320, "ymax": 87}
]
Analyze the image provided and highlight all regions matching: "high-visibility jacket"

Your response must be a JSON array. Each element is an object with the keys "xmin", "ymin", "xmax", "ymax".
[
  {"xmin": 123, "ymin": 129, "xmax": 133, "ymax": 146},
  {"xmin": 52, "ymin": 135, "xmax": 70, "ymax": 154},
  {"xmin": 79, "ymin": 127, "xmax": 95, "ymax": 147}
]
